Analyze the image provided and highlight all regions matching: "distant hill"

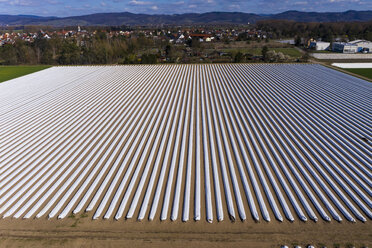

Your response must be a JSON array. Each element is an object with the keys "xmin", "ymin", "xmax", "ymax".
[
  {"xmin": 269, "ymin": 10, "xmax": 372, "ymax": 22},
  {"xmin": 0, "ymin": 12, "xmax": 264, "ymax": 26},
  {"xmin": 0, "ymin": 15, "xmax": 57, "ymax": 25},
  {"xmin": 1, "ymin": 10, "xmax": 372, "ymax": 26}
]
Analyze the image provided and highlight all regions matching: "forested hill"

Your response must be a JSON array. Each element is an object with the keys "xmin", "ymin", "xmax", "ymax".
[
  {"xmin": 269, "ymin": 10, "xmax": 372, "ymax": 23},
  {"xmin": 1, "ymin": 10, "xmax": 372, "ymax": 26},
  {"xmin": 0, "ymin": 15, "xmax": 57, "ymax": 25}
]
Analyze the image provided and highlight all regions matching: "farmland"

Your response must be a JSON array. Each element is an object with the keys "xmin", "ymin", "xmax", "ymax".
[
  {"xmin": 0, "ymin": 66, "xmax": 50, "ymax": 83},
  {"xmin": 330, "ymin": 63, "xmax": 372, "ymax": 81},
  {"xmin": 0, "ymin": 64, "xmax": 371, "ymax": 247},
  {"xmin": 218, "ymin": 47, "xmax": 303, "ymax": 58},
  {"xmin": 343, "ymin": 68, "xmax": 372, "ymax": 80}
]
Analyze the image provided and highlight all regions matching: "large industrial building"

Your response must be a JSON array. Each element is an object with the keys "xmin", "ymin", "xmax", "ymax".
[
  {"xmin": 349, "ymin": 40, "xmax": 372, "ymax": 53},
  {"xmin": 332, "ymin": 42, "xmax": 359, "ymax": 53},
  {"xmin": 310, "ymin": 39, "xmax": 372, "ymax": 53},
  {"xmin": 332, "ymin": 40, "xmax": 372, "ymax": 53}
]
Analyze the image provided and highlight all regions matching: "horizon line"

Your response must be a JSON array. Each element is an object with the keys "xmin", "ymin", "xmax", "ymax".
[{"xmin": 0, "ymin": 9, "xmax": 368, "ymax": 18}]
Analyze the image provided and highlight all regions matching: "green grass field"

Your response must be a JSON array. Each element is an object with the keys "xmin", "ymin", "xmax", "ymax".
[
  {"xmin": 0, "ymin": 66, "xmax": 51, "ymax": 83},
  {"xmin": 268, "ymin": 48, "xmax": 303, "ymax": 58},
  {"xmin": 220, "ymin": 47, "xmax": 303, "ymax": 58},
  {"xmin": 343, "ymin": 68, "xmax": 372, "ymax": 80}
]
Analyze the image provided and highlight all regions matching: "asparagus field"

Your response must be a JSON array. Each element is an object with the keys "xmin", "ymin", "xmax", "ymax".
[{"xmin": 0, "ymin": 64, "xmax": 371, "ymax": 224}]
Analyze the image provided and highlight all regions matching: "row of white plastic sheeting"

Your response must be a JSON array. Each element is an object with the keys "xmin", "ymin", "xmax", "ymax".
[
  {"xmin": 0, "ymin": 64, "xmax": 371, "ymax": 223},
  {"xmin": 332, "ymin": 63, "xmax": 372, "ymax": 68}
]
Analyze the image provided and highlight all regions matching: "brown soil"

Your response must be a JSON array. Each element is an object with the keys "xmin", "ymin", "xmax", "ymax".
[{"xmin": 0, "ymin": 216, "xmax": 371, "ymax": 248}]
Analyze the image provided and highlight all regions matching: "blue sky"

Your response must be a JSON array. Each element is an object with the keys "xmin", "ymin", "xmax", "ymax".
[{"xmin": 0, "ymin": 0, "xmax": 371, "ymax": 17}]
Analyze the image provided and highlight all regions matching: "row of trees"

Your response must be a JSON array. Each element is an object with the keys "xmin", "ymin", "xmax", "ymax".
[
  {"xmin": 0, "ymin": 38, "xmax": 308, "ymax": 65},
  {"xmin": 0, "ymin": 31, "xmax": 160, "ymax": 65},
  {"xmin": 257, "ymin": 20, "xmax": 372, "ymax": 42}
]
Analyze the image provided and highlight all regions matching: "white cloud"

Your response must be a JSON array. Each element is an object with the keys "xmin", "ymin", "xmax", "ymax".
[
  {"xmin": 128, "ymin": 0, "xmax": 152, "ymax": 5},
  {"xmin": 229, "ymin": 4, "xmax": 240, "ymax": 8},
  {"xmin": 294, "ymin": 1, "xmax": 307, "ymax": 5},
  {"xmin": 46, "ymin": 0, "xmax": 59, "ymax": 4},
  {"xmin": 9, "ymin": 0, "xmax": 34, "ymax": 6}
]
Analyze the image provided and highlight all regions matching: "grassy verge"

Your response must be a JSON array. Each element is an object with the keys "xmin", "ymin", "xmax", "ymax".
[
  {"xmin": 0, "ymin": 65, "xmax": 51, "ymax": 83},
  {"xmin": 343, "ymin": 68, "xmax": 372, "ymax": 80}
]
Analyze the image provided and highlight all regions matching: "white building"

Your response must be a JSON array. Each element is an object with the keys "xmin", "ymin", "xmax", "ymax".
[
  {"xmin": 349, "ymin": 40, "xmax": 372, "ymax": 53},
  {"xmin": 310, "ymin": 41, "xmax": 330, "ymax": 51}
]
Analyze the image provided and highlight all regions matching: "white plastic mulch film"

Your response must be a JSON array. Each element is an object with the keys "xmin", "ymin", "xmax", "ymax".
[{"xmin": 0, "ymin": 64, "xmax": 371, "ymax": 223}]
